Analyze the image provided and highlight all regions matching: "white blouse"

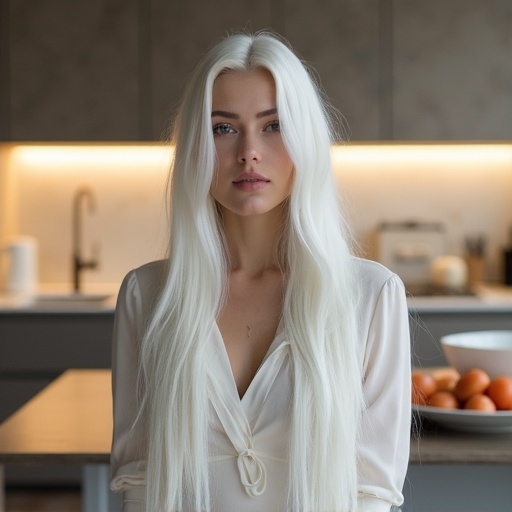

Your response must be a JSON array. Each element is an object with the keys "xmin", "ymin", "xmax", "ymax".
[{"xmin": 110, "ymin": 258, "xmax": 411, "ymax": 511}]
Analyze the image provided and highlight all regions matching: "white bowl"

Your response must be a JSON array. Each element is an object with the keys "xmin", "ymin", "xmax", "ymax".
[{"xmin": 441, "ymin": 330, "xmax": 512, "ymax": 378}]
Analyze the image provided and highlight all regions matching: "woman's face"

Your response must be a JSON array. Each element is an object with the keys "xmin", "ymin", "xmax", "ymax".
[{"xmin": 210, "ymin": 68, "xmax": 294, "ymax": 219}]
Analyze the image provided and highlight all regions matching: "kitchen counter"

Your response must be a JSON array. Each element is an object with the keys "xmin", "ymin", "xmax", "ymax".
[
  {"xmin": 0, "ymin": 283, "xmax": 119, "ymax": 313},
  {"xmin": 407, "ymin": 283, "xmax": 512, "ymax": 313},
  {"xmin": 2, "ymin": 283, "xmax": 512, "ymax": 314},
  {"xmin": 410, "ymin": 423, "xmax": 512, "ymax": 464},
  {"xmin": 405, "ymin": 420, "xmax": 512, "ymax": 512},
  {"xmin": 407, "ymin": 295, "xmax": 512, "ymax": 313},
  {"xmin": 0, "ymin": 370, "xmax": 116, "ymax": 511},
  {"xmin": 1, "ymin": 292, "xmax": 115, "ymax": 426}
]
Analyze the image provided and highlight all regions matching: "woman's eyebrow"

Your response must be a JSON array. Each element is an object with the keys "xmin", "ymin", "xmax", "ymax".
[
  {"xmin": 211, "ymin": 108, "xmax": 278, "ymax": 119},
  {"xmin": 256, "ymin": 108, "xmax": 277, "ymax": 118},
  {"xmin": 211, "ymin": 110, "xmax": 239, "ymax": 119}
]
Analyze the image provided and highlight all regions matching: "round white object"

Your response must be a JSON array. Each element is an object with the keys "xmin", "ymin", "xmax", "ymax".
[{"xmin": 430, "ymin": 255, "xmax": 468, "ymax": 290}]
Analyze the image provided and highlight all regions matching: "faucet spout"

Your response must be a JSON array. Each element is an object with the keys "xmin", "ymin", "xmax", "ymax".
[{"xmin": 72, "ymin": 186, "xmax": 99, "ymax": 292}]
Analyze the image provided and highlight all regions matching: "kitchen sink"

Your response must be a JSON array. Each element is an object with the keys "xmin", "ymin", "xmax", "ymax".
[
  {"xmin": 35, "ymin": 293, "xmax": 111, "ymax": 302},
  {"xmin": 30, "ymin": 292, "xmax": 113, "ymax": 309}
]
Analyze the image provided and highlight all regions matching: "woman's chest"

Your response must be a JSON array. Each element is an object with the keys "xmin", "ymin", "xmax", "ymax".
[{"xmin": 217, "ymin": 272, "xmax": 284, "ymax": 398}]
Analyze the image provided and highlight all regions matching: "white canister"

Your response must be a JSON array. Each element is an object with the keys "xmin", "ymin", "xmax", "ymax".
[{"xmin": 1, "ymin": 236, "xmax": 39, "ymax": 294}]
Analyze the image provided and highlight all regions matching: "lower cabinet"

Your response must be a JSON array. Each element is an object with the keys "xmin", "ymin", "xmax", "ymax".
[
  {"xmin": 403, "ymin": 464, "xmax": 512, "ymax": 512},
  {"xmin": 0, "ymin": 310, "xmax": 114, "ymax": 486},
  {"xmin": 410, "ymin": 309, "xmax": 512, "ymax": 368},
  {"xmin": 0, "ymin": 375, "xmax": 54, "ymax": 423}
]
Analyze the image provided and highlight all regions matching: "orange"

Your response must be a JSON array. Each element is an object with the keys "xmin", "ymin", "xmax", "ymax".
[
  {"xmin": 428, "ymin": 391, "xmax": 459, "ymax": 409},
  {"xmin": 454, "ymin": 368, "xmax": 491, "ymax": 403},
  {"xmin": 464, "ymin": 393, "xmax": 496, "ymax": 412},
  {"xmin": 435, "ymin": 375, "xmax": 458, "ymax": 392},
  {"xmin": 412, "ymin": 372, "xmax": 437, "ymax": 405},
  {"xmin": 486, "ymin": 376, "xmax": 512, "ymax": 410}
]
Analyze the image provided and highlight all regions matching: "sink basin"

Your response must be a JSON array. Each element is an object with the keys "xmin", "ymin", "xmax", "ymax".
[
  {"xmin": 35, "ymin": 293, "xmax": 111, "ymax": 303},
  {"xmin": 30, "ymin": 293, "xmax": 112, "ymax": 309}
]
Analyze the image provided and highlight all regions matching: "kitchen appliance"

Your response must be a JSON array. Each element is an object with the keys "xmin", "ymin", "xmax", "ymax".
[
  {"xmin": 0, "ymin": 236, "xmax": 38, "ymax": 294},
  {"xmin": 377, "ymin": 221, "xmax": 446, "ymax": 289}
]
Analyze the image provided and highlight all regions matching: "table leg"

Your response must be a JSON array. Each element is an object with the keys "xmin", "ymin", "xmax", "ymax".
[
  {"xmin": 0, "ymin": 465, "xmax": 4, "ymax": 512},
  {"xmin": 82, "ymin": 464, "xmax": 120, "ymax": 512}
]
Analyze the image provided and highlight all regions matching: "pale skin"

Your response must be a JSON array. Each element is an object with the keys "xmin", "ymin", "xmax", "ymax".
[{"xmin": 211, "ymin": 68, "xmax": 294, "ymax": 398}]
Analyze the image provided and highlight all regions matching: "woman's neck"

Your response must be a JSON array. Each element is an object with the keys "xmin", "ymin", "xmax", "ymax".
[{"xmin": 221, "ymin": 207, "xmax": 286, "ymax": 277}]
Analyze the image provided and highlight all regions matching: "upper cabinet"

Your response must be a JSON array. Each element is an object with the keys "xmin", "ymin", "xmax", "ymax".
[
  {"xmin": 149, "ymin": 0, "xmax": 283, "ymax": 140},
  {"xmin": 149, "ymin": 0, "xmax": 379, "ymax": 141},
  {"xmin": 2, "ymin": 0, "xmax": 511, "ymax": 141},
  {"xmin": 283, "ymin": 0, "xmax": 380, "ymax": 141},
  {"xmin": 392, "ymin": 0, "xmax": 512, "ymax": 140},
  {"xmin": 6, "ymin": 0, "xmax": 140, "ymax": 141}
]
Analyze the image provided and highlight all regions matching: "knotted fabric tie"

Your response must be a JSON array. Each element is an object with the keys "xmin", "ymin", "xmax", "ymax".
[{"xmin": 237, "ymin": 447, "xmax": 267, "ymax": 497}]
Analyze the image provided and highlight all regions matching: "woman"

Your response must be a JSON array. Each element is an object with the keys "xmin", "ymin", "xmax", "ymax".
[{"xmin": 110, "ymin": 32, "xmax": 411, "ymax": 512}]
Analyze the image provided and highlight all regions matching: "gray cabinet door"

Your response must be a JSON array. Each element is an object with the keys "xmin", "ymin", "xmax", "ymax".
[
  {"xmin": 0, "ymin": 312, "xmax": 114, "ymax": 420},
  {"xmin": 393, "ymin": 0, "xmax": 512, "ymax": 140},
  {"xmin": 0, "ymin": 312, "xmax": 114, "ymax": 370},
  {"xmin": 285, "ymin": 0, "xmax": 381, "ymax": 141},
  {"xmin": 8, "ymin": 0, "xmax": 139, "ymax": 140},
  {"xmin": 6, "ymin": 0, "xmax": 380, "ymax": 141},
  {"xmin": 149, "ymin": 0, "xmax": 279, "ymax": 140},
  {"xmin": 5, "ymin": 1, "xmax": 512, "ymax": 141}
]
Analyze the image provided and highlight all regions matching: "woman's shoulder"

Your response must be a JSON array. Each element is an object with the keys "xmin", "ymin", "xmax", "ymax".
[
  {"xmin": 130, "ymin": 259, "xmax": 167, "ymax": 285},
  {"xmin": 120, "ymin": 259, "xmax": 167, "ymax": 306},
  {"xmin": 352, "ymin": 258, "xmax": 408, "ymax": 339},
  {"xmin": 353, "ymin": 257, "xmax": 405, "ymax": 296}
]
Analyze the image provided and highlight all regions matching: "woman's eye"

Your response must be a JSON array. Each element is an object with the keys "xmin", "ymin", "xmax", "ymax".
[
  {"xmin": 264, "ymin": 121, "xmax": 280, "ymax": 133},
  {"xmin": 213, "ymin": 124, "xmax": 235, "ymax": 135}
]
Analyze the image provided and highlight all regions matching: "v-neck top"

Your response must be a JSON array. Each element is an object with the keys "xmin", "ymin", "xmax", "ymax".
[{"xmin": 110, "ymin": 258, "xmax": 411, "ymax": 512}]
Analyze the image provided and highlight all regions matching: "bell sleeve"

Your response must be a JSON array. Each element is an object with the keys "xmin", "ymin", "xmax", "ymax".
[
  {"xmin": 110, "ymin": 269, "xmax": 147, "ymax": 511},
  {"xmin": 357, "ymin": 273, "xmax": 411, "ymax": 511}
]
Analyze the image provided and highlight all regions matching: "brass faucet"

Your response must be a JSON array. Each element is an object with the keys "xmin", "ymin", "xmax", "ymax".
[{"xmin": 72, "ymin": 186, "xmax": 99, "ymax": 292}]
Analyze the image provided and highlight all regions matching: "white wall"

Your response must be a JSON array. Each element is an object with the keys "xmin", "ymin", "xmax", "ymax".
[
  {"xmin": 333, "ymin": 145, "xmax": 512, "ymax": 282},
  {"xmin": 2, "ymin": 143, "xmax": 512, "ymax": 287},
  {"xmin": 4, "ymin": 144, "xmax": 171, "ymax": 287}
]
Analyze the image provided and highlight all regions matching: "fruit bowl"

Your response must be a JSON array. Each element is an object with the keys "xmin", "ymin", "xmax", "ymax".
[
  {"xmin": 441, "ymin": 330, "xmax": 512, "ymax": 379},
  {"xmin": 413, "ymin": 404, "xmax": 512, "ymax": 433}
]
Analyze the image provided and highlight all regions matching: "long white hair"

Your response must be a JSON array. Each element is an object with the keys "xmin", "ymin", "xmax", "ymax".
[{"xmin": 139, "ymin": 31, "xmax": 363, "ymax": 511}]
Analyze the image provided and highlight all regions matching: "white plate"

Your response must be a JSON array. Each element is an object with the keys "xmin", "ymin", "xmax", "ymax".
[{"xmin": 414, "ymin": 405, "xmax": 512, "ymax": 433}]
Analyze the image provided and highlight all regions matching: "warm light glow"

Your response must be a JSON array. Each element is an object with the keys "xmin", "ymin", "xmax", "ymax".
[
  {"xmin": 3, "ymin": 141, "xmax": 512, "ymax": 286},
  {"xmin": 331, "ymin": 143, "xmax": 512, "ymax": 169},
  {"xmin": 9, "ymin": 144, "xmax": 174, "ymax": 172},
  {"xmin": 6, "ymin": 142, "xmax": 512, "ymax": 174}
]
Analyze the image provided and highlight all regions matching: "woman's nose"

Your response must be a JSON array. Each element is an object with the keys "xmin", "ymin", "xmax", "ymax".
[{"xmin": 238, "ymin": 134, "xmax": 261, "ymax": 164}]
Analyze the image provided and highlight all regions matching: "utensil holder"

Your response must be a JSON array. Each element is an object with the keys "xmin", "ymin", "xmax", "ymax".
[{"xmin": 466, "ymin": 255, "xmax": 486, "ymax": 287}]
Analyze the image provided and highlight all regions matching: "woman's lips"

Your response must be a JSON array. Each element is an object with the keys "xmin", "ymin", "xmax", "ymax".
[{"xmin": 233, "ymin": 172, "xmax": 270, "ymax": 191}]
